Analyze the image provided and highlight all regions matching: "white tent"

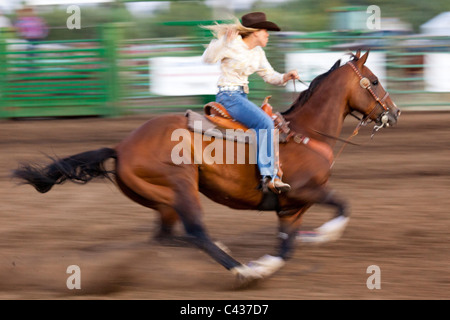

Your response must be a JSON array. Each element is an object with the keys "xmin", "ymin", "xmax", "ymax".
[{"xmin": 420, "ymin": 12, "xmax": 450, "ymax": 36}]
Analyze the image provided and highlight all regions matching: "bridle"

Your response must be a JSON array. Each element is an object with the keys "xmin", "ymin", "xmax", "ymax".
[
  {"xmin": 330, "ymin": 60, "xmax": 393, "ymax": 166},
  {"xmin": 290, "ymin": 58, "xmax": 395, "ymax": 167},
  {"xmin": 346, "ymin": 60, "xmax": 391, "ymax": 136}
]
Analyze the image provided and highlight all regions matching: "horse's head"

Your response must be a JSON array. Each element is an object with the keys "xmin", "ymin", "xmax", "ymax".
[{"xmin": 346, "ymin": 50, "xmax": 401, "ymax": 131}]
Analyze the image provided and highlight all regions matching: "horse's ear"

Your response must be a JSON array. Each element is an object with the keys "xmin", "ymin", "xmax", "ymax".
[
  {"xmin": 332, "ymin": 59, "xmax": 341, "ymax": 70},
  {"xmin": 357, "ymin": 50, "xmax": 370, "ymax": 66},
  {"xmin": 355, "ymin": 49, "xmax": 361, "ymax": 59}
]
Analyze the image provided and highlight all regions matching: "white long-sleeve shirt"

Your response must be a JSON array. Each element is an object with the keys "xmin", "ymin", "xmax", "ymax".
[{"xmin": 202, "ymin": 35, "xmax": 286, "ymax": 93}]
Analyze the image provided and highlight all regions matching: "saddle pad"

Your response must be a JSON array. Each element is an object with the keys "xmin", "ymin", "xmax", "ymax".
[{"xmin": 185, "ymin": 110, "xmax": 256, "ymax": 144}]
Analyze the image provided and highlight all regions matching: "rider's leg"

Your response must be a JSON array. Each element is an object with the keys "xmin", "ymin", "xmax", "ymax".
[{"xmin": 216, "ymin": 90, "xmax": 290, "ymax": 193}]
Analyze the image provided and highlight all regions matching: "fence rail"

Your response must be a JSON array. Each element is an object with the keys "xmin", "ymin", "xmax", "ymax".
[{"xmin": 1, "ymin": 25, "xmax": 449, "ymax": 119}]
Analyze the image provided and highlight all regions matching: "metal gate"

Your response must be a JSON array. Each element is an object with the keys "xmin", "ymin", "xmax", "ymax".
[
  {"xmin": 1, "ymin": 25, "xmax": 449, "ymax": 119},
  {"xmin": 0, "ymin": 27, "xmax": 116, "ymax": 118}
]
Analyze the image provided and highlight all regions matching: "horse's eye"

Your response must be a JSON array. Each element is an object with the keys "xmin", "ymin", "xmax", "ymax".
[{"xmin": 372, "ymin": 79, "xmax": 379, "ymax": 85}]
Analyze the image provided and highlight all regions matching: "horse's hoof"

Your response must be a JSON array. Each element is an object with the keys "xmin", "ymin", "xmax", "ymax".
[
  {"xmin": 297, "ymin": 216, "xmax": 350, "ymax": 243},
  {"xmin": 247, "ymin": 255, "xmax": 285, "ymax": 278},
  {"xmin": 231, "ymin": 255, "xmax": 285, "ymax": 287},
  {"xmin": 231, "ymin": 264, "xmax": 263, "ymax": 287},
  {"xmin": 315, "ymin": 216, "xmax": 349, "ymax": 242}
]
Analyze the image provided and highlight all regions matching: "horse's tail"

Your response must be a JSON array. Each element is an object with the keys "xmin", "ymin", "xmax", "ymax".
[{"xmin": 12, "ymin": 147, "xmax": 117, "ymax": 193}]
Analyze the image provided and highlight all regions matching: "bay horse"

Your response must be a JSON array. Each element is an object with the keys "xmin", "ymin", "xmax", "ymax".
[{"xmin": 13, "ymin": 50, "xmax": 400, "ymax": 283}]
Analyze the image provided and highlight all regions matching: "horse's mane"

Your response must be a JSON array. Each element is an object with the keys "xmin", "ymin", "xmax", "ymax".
[{"xmin": 282, "ymin": 54, "xmax": 358, "ymax": 115}]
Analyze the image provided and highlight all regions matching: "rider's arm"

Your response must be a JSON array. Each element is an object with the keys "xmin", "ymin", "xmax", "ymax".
[
  {"xmin": 255, "ymin": 47, "xmax": 285, "ymax": 86},
  {"xmin": 202, "ymin": 36, "xmax": 228, "ymax": 64},
  {"xmin": 257, "ymin": 48, "xmax": 300, "ymax": 85}
]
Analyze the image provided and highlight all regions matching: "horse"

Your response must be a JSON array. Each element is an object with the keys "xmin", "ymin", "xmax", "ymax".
[{"xmin": 12, "ymin": 50, "xmax": 400, "ymax": 284}]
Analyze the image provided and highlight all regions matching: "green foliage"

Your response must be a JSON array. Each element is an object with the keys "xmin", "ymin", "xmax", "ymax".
[
  {"xmin": 336, "ymin": 0, "xmax": 450, "ymax": 31},
  {"xmin": 37, "ymin": 3, "xmax": 134, "ymax": 40},
  {"xmin": 139, "ymin": 2, "xmax": 213, "ymax": 38},
  {"xmin": 6, "ymin": 0, "xmax": 450, "ymax": 40},
  {"xmin": 248, "ymin": 0, "xmax": 346, "ymax": 32}
]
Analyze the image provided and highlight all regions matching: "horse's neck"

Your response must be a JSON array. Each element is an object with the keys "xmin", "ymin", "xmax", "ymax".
[{"xmin": 286, "ymin": 76, "xmax": 349, "ymax": 147}]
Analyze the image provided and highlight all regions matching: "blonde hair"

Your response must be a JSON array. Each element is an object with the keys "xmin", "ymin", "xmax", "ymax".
[{"xmin": 202, "ymin": 17, "xmax": 259, "ymax": 39}]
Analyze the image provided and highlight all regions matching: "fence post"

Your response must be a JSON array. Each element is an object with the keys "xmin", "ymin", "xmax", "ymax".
[
  {"xmin": 101, "ymin": 23, "xmax": 122, "ymax": 116},
  {"xmin": 0, "ymin": 31, "xmax": 7, "ymax": 118}
]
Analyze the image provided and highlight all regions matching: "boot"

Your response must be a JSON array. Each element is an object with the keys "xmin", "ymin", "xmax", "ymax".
[
  {"xmin": 268, "ymin": 139, "xmax": 290, "ymax": 193},
  {"xmin": 267, "ymin": 176, "xmax": 291, "ymax": 194}
]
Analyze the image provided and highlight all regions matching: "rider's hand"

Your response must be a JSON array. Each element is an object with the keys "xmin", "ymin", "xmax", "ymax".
[
  {"xmin": 225, "ymin": 28, "xmax": 239, "ymax": 44},
  {"xmin": 283, "ymin": 70, "xmax": 300, "ymax": 82}
]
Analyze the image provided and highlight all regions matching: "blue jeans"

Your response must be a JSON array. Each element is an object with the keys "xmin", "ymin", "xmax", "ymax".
[{"xmin": 216, "ymin": 90, "xmax": 276, "ymax": 178}]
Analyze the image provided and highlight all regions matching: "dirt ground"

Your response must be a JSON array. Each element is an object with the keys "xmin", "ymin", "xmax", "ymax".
[{"xmin": 0, "ymin": 110, "xmax": 448, "ymax": 300}]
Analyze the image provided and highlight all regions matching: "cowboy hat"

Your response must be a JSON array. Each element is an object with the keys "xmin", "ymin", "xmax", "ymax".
[{"xmin": 241, "ymin": 12, "xmax": 281, "ymax": 31}]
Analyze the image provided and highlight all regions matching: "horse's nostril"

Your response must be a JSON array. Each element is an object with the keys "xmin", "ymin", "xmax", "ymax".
[{"xmin": 396, "ymin": 109, "xmax": 401, "ymax": 117}]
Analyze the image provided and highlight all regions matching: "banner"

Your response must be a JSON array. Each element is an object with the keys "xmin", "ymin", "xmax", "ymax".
[
  {"xmin": 149, "ymin": 51, "xmax": 388, "ymax": 96},
  {"xmin": 424, "ymin": 53, "xmax": 450, "ymax": 92},
  {"xmin": 150, "ymin": 56, "xmax": 220, "ymax": 96}
]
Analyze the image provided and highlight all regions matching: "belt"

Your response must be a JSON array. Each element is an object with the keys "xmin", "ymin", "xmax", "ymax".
[{"xmin": 218, "ymin": 85, "xmax": 245, "ymax": 92}]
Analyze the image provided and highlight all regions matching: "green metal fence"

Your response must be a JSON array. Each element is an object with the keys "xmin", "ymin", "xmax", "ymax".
[
  {"xmin": 115, "ymin": 20, "xmax": 283, "ymax": 114},
  {"xmin": 383, "ymin": 36, "xmax": 450, "ymax": 110},
  {"xmin": 117, "ymin": 36, "xmax": 211, "ymax": 113},
  {"xmin": 0, "ymin": 27, "xmax": 114, "ymax": 118},
  {"xmin": 1, "ymin": 24, "xmax": 449, "ymax": 119}
]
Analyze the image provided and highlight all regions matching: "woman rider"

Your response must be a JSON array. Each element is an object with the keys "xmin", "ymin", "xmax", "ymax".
[{"xmin": 202, "ymin": 12, "xmax": 300, "ymax": 193}]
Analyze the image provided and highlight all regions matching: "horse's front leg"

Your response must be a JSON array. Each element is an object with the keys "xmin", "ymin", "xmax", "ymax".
[
  {"xmin": 239, "ymin": 187, "xmax": 350, "ymax": 280},
  {"xmin": 292, "ymin": 187, "xmax": 351, "ymax": 243},
  {"xmin": 277, "ymin": 207, "xmax": 308, "ymax": 259},
  {"xmin": 234, "ymin": 208, "xmax": 306, "ymax": 281}
]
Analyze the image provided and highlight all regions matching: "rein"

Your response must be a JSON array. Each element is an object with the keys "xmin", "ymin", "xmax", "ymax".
[
  {"xmin": 311, "ymin": 129, "xmax": 361, "ymax": 146},
  {"xmin": 291, "ymin": 78, "xmax": 361, "ymax": 146},
  {"xmin": 289, "ymin": 79, "xmax": 356, "ymax": 167}
]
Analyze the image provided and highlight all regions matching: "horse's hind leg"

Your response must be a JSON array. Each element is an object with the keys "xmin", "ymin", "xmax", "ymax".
[
  {"xmin": 116, "ymin": 175, "xmax": 179, "ymax": 238},
  {"xmin": 170, "ymin": 179, "xmax": 243, "ymax": 270},
  {"xmin": 156, "ymin": 205, "xmax": 180, "ymax": 239},
  {"xmin": 165, "ymin": 178, "xmax": 269, "ymax": 283},
  {"xmin": 172, "ymin": 179, "xmax": 289, "ymax": 283},
  {"xmin": 117, "ymin": 165, "xmax": 260, "ymax": 280}
]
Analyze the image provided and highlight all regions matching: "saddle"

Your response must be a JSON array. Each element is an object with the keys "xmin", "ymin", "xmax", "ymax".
[
  {"xmin": 184, "ymin": 96, "xmax": 334, "ymax": 181},
  {"xmin": 201, "ymin": 96, "xmax": 292, "ymax": 182},
  {"xmin": 201, "ymin": 97, "xmax": 333, "ymax": 165},
  {"xmin": 203, "ymin": 96, "xmax": 291, "ymax": 143}
]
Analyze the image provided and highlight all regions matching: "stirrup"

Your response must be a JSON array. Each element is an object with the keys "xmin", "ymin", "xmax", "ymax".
[{"xmin": 264, "ymin": 176, "xmax": 291, "ymax": 194}]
